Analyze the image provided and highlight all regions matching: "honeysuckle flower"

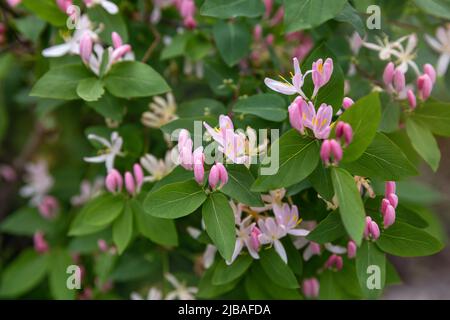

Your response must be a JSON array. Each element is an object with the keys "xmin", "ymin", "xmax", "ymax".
[
  {"xmin": 288, "ymin": 96, "xmax": 314, "ymax": 134},
  {"xmin": 383, "ymin": 62, "xmax": 395, "ymax": 87},
  {"xmin": 312, "ymin": 58, "xmax": 333, "ymax": 98},
  {"xmin": 425, "ymin": 25, "xmax": 450, "ymax": 76},
  {"xmin": 364, "ymin": 216, "xmax": 380, "ymax": 240},
  {"xmin": 310, "ymin": 103, "xmax": 333, "ymax": 139},
  {"xmin": 42, "ymin": 15, "xmax": 97, "ymax": 58},
  {"xmin": 84, "ymin": 0, "xmax": 119, "ymax": 14},
  {"xmin": 363, "ymin": 34, "xmax": 419, "ymax": 74},
  {"xmin": 407, "ymin": 89, "xmax": 417, "ymax": 109},
  {"xmin": 324, "ymin": 254, "xmax": 343, "ymax": 271},
  {"xmin": 175, "ymin": 0, "xmax": 197, "ymax": 29},
  {"xmin": 84, "ymin": 131, "xmax": 124, "ymax": 173},
  {"xmin": 383, "ymin": 203, "xmax": 396, "ymax": 228},
  {"xmin": 208, "ymin": 162, "xmax": 228, "ymax": 189},
  {"xmin": 302, "ymin": 278, "xmax": 320, "ymax": 298},
  {"xmin": 71, "ymin": 177, "xmax": 104, "ymax": 206},
  {"xmin": 227, "ymin": 216, "xmax": 260, "ymax": 265},
  {"xmin": 393, "ymin": 67, "xmax": 406, "ymax": 92},
  {"xmin": 140, "ymin": 149, "xmax": 177, "ymax": 183},
  {"xmin": 177, "ymin": 129, "xmax": 194, "ymax": 170},
  {"xmin": 423, "ymin": 64, "xmax": 437, "ymax": 84},
  {"xmin": 320, "ymin": 139, "xmax": 343, "ymax": 166},
  {"xmin": 273, "ymin": 204, "xmax": 310, "ymax": 236},
  {"xmin": 354, "ymin": 176, "xmax": 376, "ymax": 199},
  {"xmin": 20, "ymin": 160, "xmax": 54, "ymax": 206},
  {"xmin": 417, "ymin": 74, "xmax": 433, "ymax": 100},
  {"xmin": 264, "ymin": 57, "xmax": 310, "ymax": 97},
  {"xmin": 230, "ymin": 200, "xmax": 246, "ymax": 225},
  {"xmin": 250, "ymin": 188, "xmax": 285, "ymax": 213},
  {"xmin": 335, "ymin": 121, "xmax": 353, "ymax": 146},
  {"xmin": 203, "ymin": 244, "xmax": 217, "ymax": 269},
  {"xmin": 34, "ymin": 231, "xmax": 49, "ymax": 254},
  {"xmin": 165, "ymin": 273, "xmax": 198, "ymax": 300},
  {"xmin": 141, "ymin": 93, "xmax": 178, "ymax": 128},
  {"xmin": 38, "ymin": 195, "xmax": 59, "ymax": 219},
  {"xmin": 131, "ymin": 288, "xmax": 163, "ymax": 300},
  {"xmin": 342, "ymin": 97, "xmax": 354, "ymax": 110},
  {"xmin": 347, "ymin": 240, "xmax": 357, "ymax": 259},
  {"xmin": 295, "ymin": 237, "xmax": 347, "ymax": 261},
  {"xmin": 193, "ymin": 146, "xmax": 205, "ymax": 184},
  {"xmin": 258, "ymin": 217, "xmax": 288, "ymax": 263},
  {"xmin": 244, "ymin": 126, "xmax": 268, "ymax": 158}
]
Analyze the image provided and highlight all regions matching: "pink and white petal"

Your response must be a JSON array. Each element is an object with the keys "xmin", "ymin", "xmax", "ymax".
[
  {"xmin": 437, "ymin": 54, "xmax": 450, "ymax": 76},
  {"xmin": 264, "ymin": 78, "xmax": 298, "ymax": 95},
  {"xmin": 203, "ymin": 122, "xmax": 223, "ymax": 144},
  {"xmin": 203, "ymin": 244, "xmax": 217, "ymax": 269},
  {"xmin": 274, "ymin": 240, "xmax": 288, "ymax": 264},
  {"xmin": 425, "ymin": 35, "xmax": 443, "ymax": 52},
  {"xmin": 226, "ymin": 239, "xmax": 244, "ymax": 265},
  {"xmin": 42, "ymin": 43, "xmax": 72, "ymax": 57},
  {"xmin": 303, "ymin": 245, "xmax": 314, "ymax": 261},
  {"xmin": 102, "ymin": 0, "xmax": 119, "ymax": 14},
  {"xmin": 84, "ymin": 154, "xmax": 108, "ymax": 163},
  {"xmin": 436, "ymin": 27, "xmax": 448, "ymax": 45},
  {"xmin": 324, "ymin": 243, "xmax": 347, "ymax": 254},
  {"xmin": 288, "ymin": 228, "xmax": 310, "ymax": 237}
]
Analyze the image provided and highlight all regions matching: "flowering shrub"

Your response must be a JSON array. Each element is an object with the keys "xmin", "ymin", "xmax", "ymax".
[{"xmin": 0, "ymin": 0, "xmax": 449, "ymax": 300}]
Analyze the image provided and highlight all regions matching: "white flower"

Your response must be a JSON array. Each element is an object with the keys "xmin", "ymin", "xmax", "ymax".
[
  {"xmin": 131, "ymin": 287, "xmax": 163, "ymax": 300},
  {"xmin": 250, "ymin": 188, "xmax": 286, "ymax": 213},
  {"xmin": 273, "ymin": 203, "xmax": 310, "ymax": 237},
  {"xmin": 141, "ymin": 93, "xmax": 178, "ymax": 128},
  {"xmin": 227, "ymin": 216, "xmax": 260, "ymax": 265},
  {"xmin": 203, "ymin": 244, "xmax": 217, "ymax": 269},
  {"xmin": 244, "ymin": 127, "xmax": 268, "ymax": 159},
  {"xmin": 140, "ymin": 148, "xmax": 177, "ymax": 182},
  {"xmin": 84, "ymin": 131, "xmax": 124, "ymax": 172},
  {"xmin": 258, "ymin": 217, "xmax": 288, "ymax": 263},
  {"xmin": 42, "ymin": 15, "xmax": 98, "ymax": 58},
  {"xmin": 19, "ymin": 160, "xmax": 54, "ymax": 206},
  {"xmin": 70, "ymin": 177, "xmax": 104, "ymax": 206},
  {"xmin": 363, "ymin": 34, "xmax": 420, "ymax": 74},
  {"xmin": 85, "ymin": 0, "xmax": 119, "ymax": 14},
  {"xmin": 425, "ymin": 25, "xmax": 450, "ymax": 76},
  {"xmin": 165, "ymin": 273, "xmax": 198, "ymax": 300}
]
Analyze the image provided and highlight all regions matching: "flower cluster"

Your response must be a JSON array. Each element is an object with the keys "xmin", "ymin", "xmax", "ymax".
[
  {"xmin": 381, "ymin": 181, "xmax": 399, "ymax": 229},
  {"xmin": 320, "ymin": 120, "xmax": 353, "ymax": 166},
  {"xmin": 105, "ymin": 164, "xmax": 144, "ymax": 196}
]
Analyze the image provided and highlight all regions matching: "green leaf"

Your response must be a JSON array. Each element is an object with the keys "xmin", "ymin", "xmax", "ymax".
[
  {"xmin": 355, "ymin": 241, "xmax": 386, "ymax": 299},
  {"xmin": 160, "ymin": 33, "xmax": 194, "ymax": 60},
  {"xmin": 331, "ymin": 167, "xmax": 365, "ymax": 245},
  {"xmin": 334, "ymin": 3, "xmax": 365, "ymax": 37},
  {"xmin": 88, "ymin": 6, "xmax": 128, "ymax": 45},
  {"xmin": 197, "ymin": 262, "xmax": 239, "ymax": 298},
  {"xmin": 0, "ymin": 250, "xmax": 49, "ymax": 298},
  {"xmin": 212, "ymin": 21, "xmax": 251, "ymax": 67},
  {"xmin": 104, "ymin": 61, "xmax": 171, "ymax": 98},
  {"xmin": 413, "ymin": 0, "xmax": 450, "ymax": 19},
  {"xmin": 301, "ymin": 44, "xmax": 345, "ymax": 113},
  {"xmin": 306, "ymin": 212, "xmax": 346, "ymax": 244},
  {"xmin": 308, "ymin": 163, "xmax": 334, "ymax": 201},
  {"xmin": 87, "ymin": 92, "xmax": 124, "ymax": 121},
  {"xmin": 113, "ymin": 201, "xmax": 134, "ymax": 254},
  {"xmin": 151, "ymin": 166, "xmax": 194, "ymax": 192},
  {"xmin": 376, "ymin": 222, "xmax": 444, "ymax": 257},
  {"xmin": 49, "ymin": 249, "xmax": 76, "ymax": 300},
  {"xmin": 15, "ymin": 15, "xmax": 46, "ymax": 42},
  {"xmin": 337, "ymin": 92, "xmax": 382, "ymax": 162},
  {"xmin": 212, "ymin": 255, "xmax": 253, "ymax": 285},
  {"xmin": 30, "ymin": 65, "xmax": 92, "ymax": 100},
  {"xmin": 259, "ymin": 248, "xmax": 299, "ymax": 289},
  {"xmin": 132, "ymin": 199, "xmax": 178, "ymax": 246},
  {"xmin": 202, "ymin": 193, "xmax": 236, "ymax": 261},
  {"xmin": 341, "ymin": 133, "xmax": 418, "ymax": 180},
  {"xmin": 178, "ymin": 98, "xmax": 226, "ymax": 117},
  {"xmin": 220, "ymin": 165, "xmax": 264, "ymax": 207},
  {"xmin": 284, "ymin": 0, "xmax": 348, "ymax": 32},
  {"xmin": 0, "ymin": 207, "xmax": 53, "ymax": 236},
  {"xmin": 412, "ymin": 102, "xmax": 450, "ymax": 137},
  {"xmin": 405, "ymin": 118, "xmax": 440, "ymax": 171},
  {"xmin": 233, "ymin": 94, "xmax": 287, "ymax": 122},
  {"xmin": 200, "ymin": 0, "xmax": 265, "ymax": 18},
  {"xmin": 76, "ymin": 78, "xmax": 105, "ymax": 102},
  {"xmin": 22, "ymin": 0, "xmax": 67, "ymax": 26},
  {"xmin": 252, "ymin": 130, "xmax": 320, "ymax": 192},
  {"xmin": 82, "ymin": 193, "xmax": 125, "ymax": 227},
  {"xmin": 144, "ymin": 180, "xmax": 207, "ymax": 219}
]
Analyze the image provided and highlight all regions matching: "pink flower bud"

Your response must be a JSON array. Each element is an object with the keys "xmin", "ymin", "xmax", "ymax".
[
  {"xmin": 7, "ymin": 0, "xmax": 22, "ymax": 7},
  {"xmin": 302, "ymin": 278, "xmax": 320, "ymax": 298},
  {"xmin": 216, "ymin": 162, "xmax": 228, "ymax": 188},
  {"xmin": 387, "ymin": 193, "xmax": 398, "ymax": 208},
  {"xmin": 270, "ymin": 7, "xmax": 284, "ymax": 26},
  {"xmin": 208, "ymin": 164, "xmax": 220, "ymax": 189},
  {"xmin": 263, "ymin": 0, "xmax": 273, "ymax": 18},
  {"xmin": 265, "ymin": 34, "xmax": 274, "ymax": 46},
  {"xmin": 56, "ymin": 0, "xmax": 73, "ymax": 13},
  {"xmin": 124, "ymin": 171, "xmax": 135, "ymax": 195},
  {"xmin": 407, "ymin": 89, "xmax": 417, "ymax": 110},
  {"xmin": 111, "ymin": 44, "xmax": 132, "ymax": 62},
  {"xmin": 133, "ymin": 163, "xmax": 144, "ymax": 190},
  {"xmin": 97, "ymin": 239, "xmax": 109, "ymax": 252},
  {"xmin": 381, "ymin": 198, "xmax": 390, "ymax": 215},
  {"xmin": 34, "ymin": 231, "xmax": 49, "ymax": 254},
  {"xmin": 364, "ymin": 216, "xmax": 372, "ymax": 239},
  {"xmin": 249, "ymin": 226, "xmax": 261, "ymax": 251},
  {"xmin": 423, "ymin": 63, "xmax": 436, "ymax": 84},
  {"xmin": 310, "ymin": 242, "xmax": 321, "ymax": 255},
  {"xmin": 342, "ymin": 97, "xmax": 354, "ymax": 109},
  {"xmin": 335, "ymin": 121, "xmax": 345, "ymax": 138},
  {"xmin": 393, "ymin": 68, "xmax": 405, "ymax": 92},
  {"xmin": 183, "ymin": 16, "xmax": 197, "ymax": 29},
  {"xmin": 325, "ymin": 254, "xmax": 343, "ymax": 271},
  {"xmin": 329, "ymin": 139, "xmax": 343, "ymax": 164},
  {"xmin": 369, "ymin": 220, "xmax": 380, "ymax": 240},
  {"xmin": 111, "ymin": 32, "xmax": 123, "ymax": 49},
  {"xmin": 320, "ymin": 140, "xmax": 331, "ymax": 165},
  {"xmin": 383, "ymin": 204, "xmax": 396, "ymax": 228},
  {"xmin": 105, "ymin": 169, "xmax": 123, "ymax": 193},
  {"xmin": 385, "ymin": 181, "xmax": 396, "ymax": 197},
  {"xmin": 383, "ymin": 62, "xmax": 395, "ymax": 87},
  {"xmin": 347, "ymin": 240, "xmax": 357, "ymax": 259},
  {"xmin": 417, "ymin": 74, "xmax": 433, "ymax": 100},
  {"xmin": 38, "ymin": 196, "xmax": 59, "ymax": 219},
  {"xmin": 343, "ymin": 123, "xmax": 353, "ymax": 146},
  {"xmin": 253, "ymin": 24, "xmax": 263, "ymax": 42},
  {"xmin": 79, "ymin": 33, "xmax": 93, "ymax": 64},
  {"xmin": 193, "ymin": 147, "xmax": 205, "ymax": 185}
]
